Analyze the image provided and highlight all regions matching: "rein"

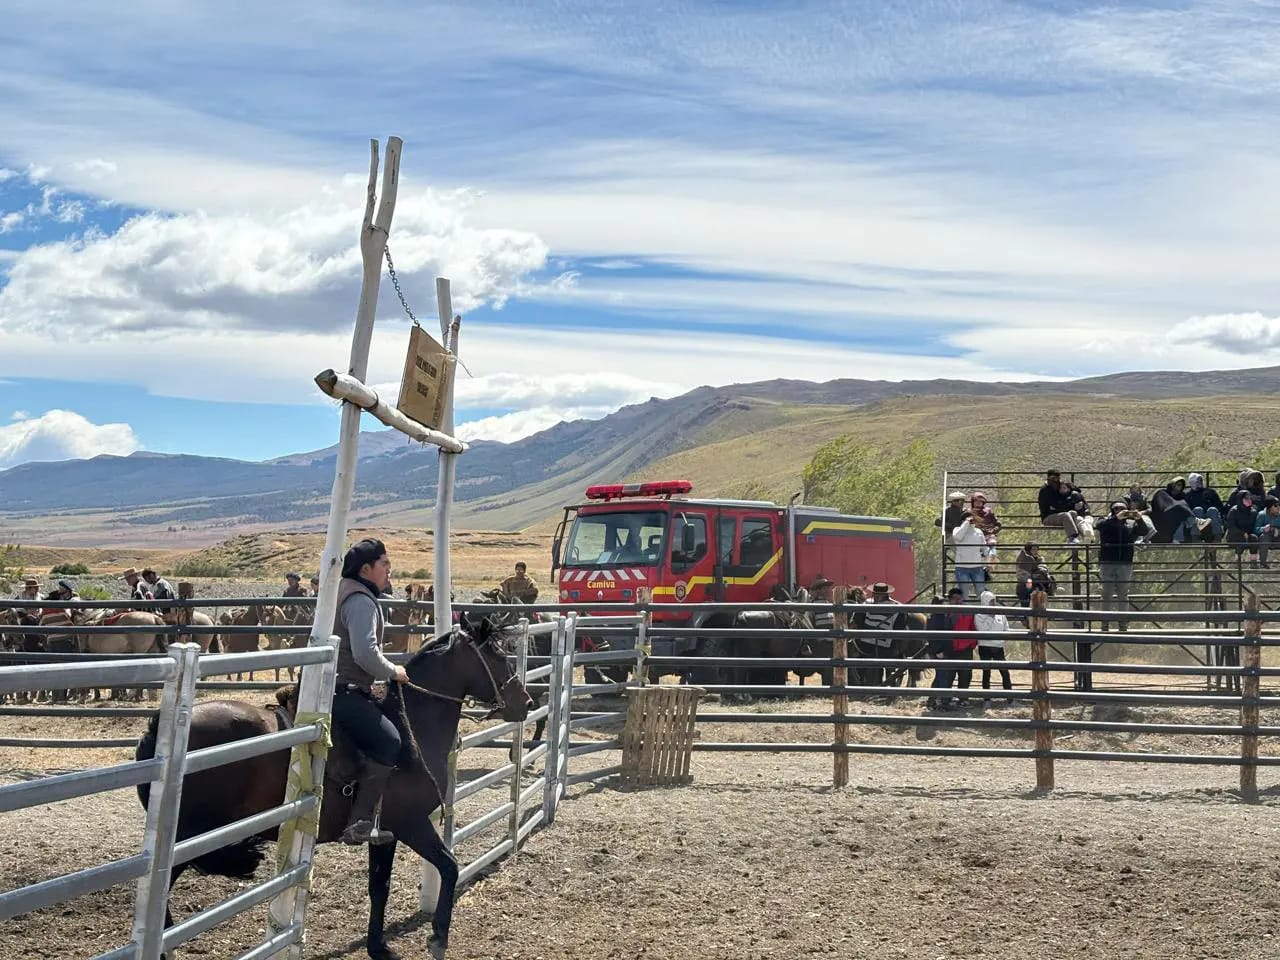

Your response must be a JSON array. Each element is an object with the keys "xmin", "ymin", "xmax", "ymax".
[{"xmin": 398, "ymin": 638, "xmax": 511, "ymax": 715}]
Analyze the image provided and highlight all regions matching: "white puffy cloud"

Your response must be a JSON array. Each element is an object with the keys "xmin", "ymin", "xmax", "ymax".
[
  {"xmin": 0, "ymin": 185, "xmax": 548, "ymax": 338},
  {"xmin": 0, "ymin": 410, "xmax": 141, "ymax": 470},
  {"xmin": 457, "ymin": 409, "xmax": 584, "ymax": 443},
  {"xmin": 1169, "ymin": 313, "xmax": 1280, "ymax": 355}
]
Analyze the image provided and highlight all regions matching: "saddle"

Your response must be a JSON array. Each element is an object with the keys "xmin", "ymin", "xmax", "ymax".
[{"xmin": 274, "ymin": 684, "xmax": 418, "ymax": 794}]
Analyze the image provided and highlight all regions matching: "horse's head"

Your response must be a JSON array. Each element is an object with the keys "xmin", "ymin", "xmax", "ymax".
[{"xmin": 457, "ymin": 613, "xmax": 532, "ymax": 722}]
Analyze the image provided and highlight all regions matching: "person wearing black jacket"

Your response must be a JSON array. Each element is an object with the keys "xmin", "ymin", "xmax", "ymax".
[
  {"xmin": 1184, "ymin": 473, "xmax": 1224, "ymax": 541},
  {"xmin": 1038, "ymin": 470, "xmax": 1083, "ymax": 542},
  {"xmin": 1229, "ymin": 470, "xmax": 1267, "ymax": 510},
  {"xmin": 1225, "ymin": 495, "xmax": 1259, "ymax": 559},
  {"xmin": 1150, "ymin": 488, "xmax": 1211, "ymax": 544},
  {"xmin": 1097, "ymin": 503, "xmax": 1141, "ymax": 632}
]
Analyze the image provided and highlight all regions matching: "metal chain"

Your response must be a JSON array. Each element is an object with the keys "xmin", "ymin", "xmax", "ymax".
[{"xmin": 383, "ymin": 245, "xmax": 419, "ymax": 326}]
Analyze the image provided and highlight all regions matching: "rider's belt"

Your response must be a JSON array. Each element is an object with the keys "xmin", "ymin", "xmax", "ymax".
[{"xmin": 340, "ymin": 683, "xmax": 373, "ymax": 696}]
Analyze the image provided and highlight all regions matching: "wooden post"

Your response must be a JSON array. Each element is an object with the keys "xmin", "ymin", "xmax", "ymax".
[
  {"xmin": 1240, "ymin": 591, "xmax": 1261, "ymax": 800},
  {"xmin": 832, "ymin": 585, "xmax": 849, "ymax": 788},
  {"xmin": 1029, "ymin": 589, "xmax": 1054, "ymax": 792},
  {"xmin": 432, "ymin": 281, "xmax": 461, "ymax": 641},
  {"xmin": 636, "ymin": 586, "xmax": 651, "ymax": 685},
  {"xmin": 267, "ymin": 137, "xmax": 401, "ymax": 955}
]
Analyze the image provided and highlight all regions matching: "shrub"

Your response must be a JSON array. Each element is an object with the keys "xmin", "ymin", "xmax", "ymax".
[
  {"xmin": 78, "ymin": 585, "xmax": 111, "ymax": 601},
  {"xmin": 51, "ymin": 562, "xmax": 90, "ymax": 576},
  {"xmin": 172, "ymin": 558, "xmax": 237, "ymax": 578},
  {"xmin": 409, "ymin": 567, "xmax": 432, "ymax": 580}
]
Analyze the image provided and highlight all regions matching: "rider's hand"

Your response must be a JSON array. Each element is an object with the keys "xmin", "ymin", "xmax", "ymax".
[{"xmin": 392, "ymin": 665, "xmax": 410, "ymax": 684}]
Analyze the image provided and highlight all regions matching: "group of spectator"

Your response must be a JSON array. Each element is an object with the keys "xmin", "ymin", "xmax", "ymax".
[{"xmin": 924, "ymin": 587, "xmax": 1012, "ymax": 710}]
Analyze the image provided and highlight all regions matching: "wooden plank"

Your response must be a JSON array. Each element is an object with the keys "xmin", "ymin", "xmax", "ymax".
[{"xmin": 1030, "ymin": 589, "xmax": 1054, "ymax": 792}]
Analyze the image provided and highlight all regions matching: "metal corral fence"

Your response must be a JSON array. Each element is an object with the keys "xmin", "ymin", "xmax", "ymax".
[
  {"xmin": 0, "ymin": 642, "xmax": 337, "ymax": 960},
  {"xmin": 0, "ymin": 604, "xmax": 646, "ymax": 954}
]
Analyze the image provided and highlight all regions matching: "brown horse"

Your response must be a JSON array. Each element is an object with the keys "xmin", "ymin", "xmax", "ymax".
[
  {"xmin": 217, "ymin": 605, "xmax": 291, "ymax": 680},
  {"xmin": 135, "ymin": 615, "xmax": 532, "ymax": 960}
]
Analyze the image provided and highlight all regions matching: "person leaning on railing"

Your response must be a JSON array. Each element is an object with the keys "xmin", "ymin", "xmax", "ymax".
[
  {"xmin": 1097, "ymin": 502, "xmax": 1142, "ymax": 632},
  {"xmin": 1254, "ymin": 497, "xmax": 1280, "ymax": 569},
  {"xmin": 1226, "ymin": 494, "xmax": 1260, "ymax": 562}
]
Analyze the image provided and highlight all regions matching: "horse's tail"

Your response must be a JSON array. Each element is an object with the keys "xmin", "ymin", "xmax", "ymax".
[
  {"xmin": 135, "ymin": 713, "xmax": 161, "ymax": 808},
  {"xmin": 209, "ymin": 633, "xmax": 221, "ymax": 654}
]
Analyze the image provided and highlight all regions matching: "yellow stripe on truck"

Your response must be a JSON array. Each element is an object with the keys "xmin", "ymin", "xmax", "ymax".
[
  {"xmin": 800, "ymin": 520, "xmax": 913, "ymax": 536},
  {"xmin": 651, "ymin": 549, "xmax": 783, "ymax": 597}
]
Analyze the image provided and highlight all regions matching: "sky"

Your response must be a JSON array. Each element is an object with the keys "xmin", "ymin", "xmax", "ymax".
[{"xmin": 2, "ymin": 0, "xmax": 1280, "ymax": 469}]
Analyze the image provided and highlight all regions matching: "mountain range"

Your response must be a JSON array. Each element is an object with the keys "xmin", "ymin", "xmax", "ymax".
[{"xmin": 3, "ymin": 365, "xmax": 1280, "ymax": 546}]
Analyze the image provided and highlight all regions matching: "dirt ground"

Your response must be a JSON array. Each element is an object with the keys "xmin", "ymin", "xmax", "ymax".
[{"xmin": 6, "ymin": 683, "xmax": 1280, "ymax": 960}]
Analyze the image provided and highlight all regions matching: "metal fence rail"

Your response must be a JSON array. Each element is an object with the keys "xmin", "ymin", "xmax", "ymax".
[{"xmin": 0, "ymin": 640, "xmax": 338, "ymax": 960}]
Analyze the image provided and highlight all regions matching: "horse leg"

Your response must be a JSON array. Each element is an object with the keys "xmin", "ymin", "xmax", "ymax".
[
  {"xmin": 366, "ymin": 839, "xmax": 398, "ymax": 960},
  {"xmin": 158, "ymin": 860, "xmax": 191, "ymax": 960},
  {"xmin": 397, "ymin": 817, "xmax": 458, "ymax": 958}
]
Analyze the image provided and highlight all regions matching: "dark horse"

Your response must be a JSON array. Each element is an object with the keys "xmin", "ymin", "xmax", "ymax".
[{"xmin": 136, "ymin": 615, "xmax": 532, "ymax": 960}]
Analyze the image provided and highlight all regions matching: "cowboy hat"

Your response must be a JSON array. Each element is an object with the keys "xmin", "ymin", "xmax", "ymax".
[
  {"xmin": 810, "ymin": 576, "xmax": 835, "ymax": 589},
  {"xmin": 120, "ymin": 567, "xmax": 139, "ymax": 579},
  {"xmin": 22, "ymin": 577, "xmax": 38, "ymax": 588},
  {"xmin": 285, "ymin": 572, "xmax": 300, "ymax": 581},
  {"xmin": 947, "ymin": 491, "xmax": 965, "ymax": 501},
  {"xmin": 870, "ymin": 581, "xmax": 894, "ymax": 595}
]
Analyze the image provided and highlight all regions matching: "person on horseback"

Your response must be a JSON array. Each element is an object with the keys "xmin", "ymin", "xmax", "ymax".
[
  {"xmin": 122, "ymin": 568, "xmax": 151, "ymax": 603},
  {"xmin": 332, "ymin": 538, "xmax": 409, "ymax": 845},
  {"xmin": 282, "ymin": 572, "xmax": 305, "ymax": 621},
  {"xmin": 500, "ymin": 562, "xmax": 539, "ymax": 604}
]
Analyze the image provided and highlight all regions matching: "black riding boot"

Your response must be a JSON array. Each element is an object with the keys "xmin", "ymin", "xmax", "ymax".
[{"xmin": 341, "ymin": 760, "xmax": 396, "ymax": 845}]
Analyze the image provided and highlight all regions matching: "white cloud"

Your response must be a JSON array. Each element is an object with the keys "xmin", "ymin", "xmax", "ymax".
[
  {"xmin": 0, "ymin": 168, "xmax": 17, "ymax": 183},
  {"xmin": 0, "ymin": 185, "xmax": 548, "ymax": 337},
  {"xmin": 1169, "ymin": 313, "xmax": 1280, "ymax": 355},
  {"xmin": 0, "ymin": 410, "xmax": 141, "ymax": 470},
  {"xmin": 0, "ymin": 211, "xmax": 23, "ymax": 233},
  {"xmin": 457, "ymin": 409, "xmax": 583, "ymax": 443},
  {"xmin": 9, "ymin": 410, "xmax": 29, "ymax": 421}
]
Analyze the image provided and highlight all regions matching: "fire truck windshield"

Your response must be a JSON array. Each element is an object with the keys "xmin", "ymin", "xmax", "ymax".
[{"xmin": 562, "ymin": 510, "xmax": 667, "ymax": 567}]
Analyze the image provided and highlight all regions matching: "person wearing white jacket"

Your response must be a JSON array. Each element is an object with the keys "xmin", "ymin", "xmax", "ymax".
[
  {"xmin": 974, "ymin": 589, "xmax": 1013, "ymax": 696},
  {"xmin": 951, "ymin": 514, "xmax": 988, "ymax": 600}
]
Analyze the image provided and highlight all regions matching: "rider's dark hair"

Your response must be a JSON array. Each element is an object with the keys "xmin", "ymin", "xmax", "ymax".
[{"xmin": 342, "ymin": 538, "xmax": 387, "ymax": 579}]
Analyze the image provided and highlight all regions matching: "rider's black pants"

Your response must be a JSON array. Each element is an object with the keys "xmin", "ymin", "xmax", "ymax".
[{"xmin": 332, "ymin": 687, "xmax": 402, "ymax": 767}]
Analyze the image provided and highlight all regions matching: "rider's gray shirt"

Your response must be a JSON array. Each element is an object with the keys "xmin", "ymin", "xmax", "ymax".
[{"xmin": 342, "ymin": 592, "xmax": 397, "ymax": 682}]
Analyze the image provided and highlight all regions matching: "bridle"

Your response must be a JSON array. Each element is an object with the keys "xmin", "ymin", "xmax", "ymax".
[{"xmin": 399, "ymin": 628, "xmax": 521, "ymax": 717}]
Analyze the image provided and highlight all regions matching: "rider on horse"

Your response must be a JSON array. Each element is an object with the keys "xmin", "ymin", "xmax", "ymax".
[{"xmin": 331, "ymin": 538, "xmax": 410, "ymax": 845}]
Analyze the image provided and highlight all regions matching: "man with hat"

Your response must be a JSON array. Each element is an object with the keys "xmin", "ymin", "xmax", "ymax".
[
  {"xmin": 122, "ymin": 568, "xmax": 152, "ymax": 603},
  {"xmin": 282, "ymin": 572, "xmax": 305, "ymax": 621},
  {"xmin": 500, "ymin": 562, "xmax": 539, "ymax": 604},
  {"xmin": 331, "ymin": 537, "xmax": 409, "ymax": 845},
  {"xmin": 11, "ymin": 576, "xmax": 39, "ymax": 602},
  {"xmin": 934, "ymin": 491, "xmax": 967, "ymax": 545},
  {"xmin": 854, "ymin": 582, "xmax": 903, "ymax": 686},
  {"xmin": 1097, "ymin": 501, "xmax": 1143, "ymax": 632},
  {"xmin": 141, "ymin": 569, "xmax": 175, "ymax": 618},
  {"xmin": 810, "ymin": 576, "xmax": 836, "ymax": 634}
]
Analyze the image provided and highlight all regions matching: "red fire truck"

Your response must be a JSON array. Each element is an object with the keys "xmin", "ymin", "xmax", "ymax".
[{"xmin": 551, "ymin": 480, "xmax": 915, "ymax": 661}]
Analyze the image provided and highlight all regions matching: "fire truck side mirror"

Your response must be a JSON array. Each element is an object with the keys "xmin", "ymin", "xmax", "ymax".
[{"xmin": 680, "ymin": 522, "xmax": 697, "ymax": 556}]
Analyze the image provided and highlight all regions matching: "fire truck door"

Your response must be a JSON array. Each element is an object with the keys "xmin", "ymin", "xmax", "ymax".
[{"xmin": 714, "ymin": 513, "xmax": 735, "ymax": 602}]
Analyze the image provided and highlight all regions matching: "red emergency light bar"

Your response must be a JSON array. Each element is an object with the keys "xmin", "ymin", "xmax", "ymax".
[{"xmin": 585, "ymin": 480, "xmax": 693, "ymax": 501}]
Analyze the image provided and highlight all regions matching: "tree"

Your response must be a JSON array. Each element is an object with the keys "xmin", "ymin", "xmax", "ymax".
[{"xmin": 802, "ymin": 437, "xmax": 940, "ymax": 587}]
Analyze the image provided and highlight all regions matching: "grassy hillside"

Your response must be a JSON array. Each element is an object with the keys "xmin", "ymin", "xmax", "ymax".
[{"xmin": 632, "ymin": 392, "xmax": 1280, "ymax": 508}]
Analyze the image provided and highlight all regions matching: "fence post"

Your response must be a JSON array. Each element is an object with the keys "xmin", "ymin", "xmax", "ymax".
[
  {"xmin": 265, "ymin": 636, "xmax": 339, "ymax": 957},
  {"xmin": 832, "ymin": 586, "xmax": 849, "ymax": 788},
  {"xmin": 543, "ymin": 615, "xmax": 566, "ymax": 824},
  {"xmin": 635, "ymin": 588, "xmax": 651, "ymax": 686},
  {"xmin": 1029, "ymin": 590, "xmax": 1054, "ymax": 792},
  {"xmin": 508, "ymin": 618, "xmax": 530, "ymax": 859},
  {"xmin": 131, "ymin": 642, "xmax": 199, "ymax": 960},
  {"xmin": 1240, "ymin": 591, "xmax": 1261, "ymax": 800},
  {"xmin": 561, "ymin": 614, "xmax": 578, "ymax": 788}
]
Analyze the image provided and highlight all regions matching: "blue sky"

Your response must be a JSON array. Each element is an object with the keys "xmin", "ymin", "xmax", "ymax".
[{"xmin": 2, "ymin": 1, "xmax": 1280, "ymax": 469}]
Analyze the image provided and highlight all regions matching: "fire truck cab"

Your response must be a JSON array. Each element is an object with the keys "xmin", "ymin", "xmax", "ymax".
[{"xmin": 551, "ymin": 480, "xmax": 915, "ymax": 657}]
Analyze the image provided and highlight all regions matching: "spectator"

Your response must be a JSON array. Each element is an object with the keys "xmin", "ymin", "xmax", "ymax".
[
  {"xmin": 974, "ymin": 589, "xmax": 1012, "ymax": 699},
  {"xmin": 853, "ymin": 581, "xmax": 903, "ymax": 686},
  {"xmin": 926, "ymin": 587, "xmax": 976, "ymax": 710},
  {"xmin": 1149, "ymin": 488, "xmax": 1212, "ymax": 544},
  {"xmin": 1225, "ymin": 494, "xmax": 1260, "ymax": 561},
  {"xmin": 951, "ymin": 512, "xmax": 988, "ymax": 600},
  {"xmin": 1126, "ymin": 483, "xmax": 1150, "ymax": 512},
  {"xmin": 1015, "ymin": 542, "xmax": 1042, "ymax": 581},
  {"xmin": 1270, "ymin": 471, "xmax": 1280, "ymax": 502},
  {"xmin": 1097, "ymin": 502, "xmax": 1142, "ymax": 632},
  {"xmin": 1255, "ymin": 497, "xmax": 1280, "ymax": 569},
  {"xmin": 1166, "ymin": 476, "xmax": 1188, "ymax": 500},
  {"xmin": 810, "ymin": 576, "xmax": 835, "ymax": 633},
  {"xmin": 1059, "ymin": 481, "xmax": 1095, "ymax": 541},
  {"xmin": 1038, "ymin": 470, "xmax": 1084, "ymax": 543},
  {"xmin": 1230, "ymin": 470, "xmax": 1267, "ymax": 510},
  {"xmin": 1184, "ymin": 473, "xmax": 1224, "ymax": 541},
  {"xmin": 968, "ymin": 491, "xmax": 1003, "ymax": 563},
  {"xmin": 1017, "ymin": 563, "xmax": 1057, "ymax": 608},
  {"xmin": 935, "ymin": 491, "xmax": 968, "ymax": 544}
]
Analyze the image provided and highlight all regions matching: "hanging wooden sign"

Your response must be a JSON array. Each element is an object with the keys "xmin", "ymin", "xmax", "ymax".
[{"xmin": 396, "ymin": 324, "xmax": 454, "ymax": 431}]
